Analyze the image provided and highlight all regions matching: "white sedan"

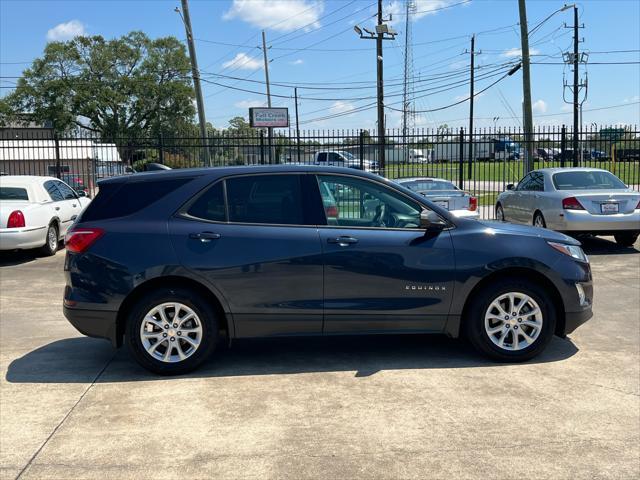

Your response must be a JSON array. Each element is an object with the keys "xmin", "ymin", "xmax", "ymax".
[{"xmin": 0, "ymin": 176, "xmax": 91, "ymax": 255}]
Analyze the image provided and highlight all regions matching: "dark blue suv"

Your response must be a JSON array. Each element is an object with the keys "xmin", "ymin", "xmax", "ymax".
[{"xmin": 63, "ymin": 166, "xmax": 593, "ymax": 374}]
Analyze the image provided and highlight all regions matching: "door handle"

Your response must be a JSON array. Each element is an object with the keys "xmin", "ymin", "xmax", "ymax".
[
  {"xmin": 72, "ymin": 204, "xmax": 77, "ymax": 207},
  {"xmin": 327, "ymin": 236, "xmax": 358, "ymax": 246},
  {"xmin": 189, "ymin": 232, "xmax": 221, "ymax": 242},
  {"xmin": 55, "ymin": 207, "xmax": 60, "ymax": 211}
]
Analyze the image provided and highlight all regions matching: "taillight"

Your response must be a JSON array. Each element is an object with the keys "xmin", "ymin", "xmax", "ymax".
[
  {"xmin": 636, "ymin": 199, "xmax": 640, "ymax": 209},
  {"xmin": 325, "ymin": 206, "xmax": 339, "ymax": 218},
  {"xmin": 562, "ymin": 197, "xmax": 585, "ymax": 210},
  {"xmin": 7, "ymin": 210, "xmax": 25, "ymax": 228},
  {"xmin": 64, "ymin": 228, "xmax": 104, "ymax": 253},
  {"xmin": 468, "ymin": 196, "xmax": 478, "ymax": 211}
]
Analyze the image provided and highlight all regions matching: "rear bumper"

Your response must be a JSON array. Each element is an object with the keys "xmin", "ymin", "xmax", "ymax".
[
  {"xmin": 0, "ymin": 226, "xmax": 46, "ymax": 250},
  {"xmin": 63, "ymin": 305, "xmax": 118, "ymax": 347},
  {"xmin": 557, "ymin": 210, "xmax": 640, "ymax": 232}
]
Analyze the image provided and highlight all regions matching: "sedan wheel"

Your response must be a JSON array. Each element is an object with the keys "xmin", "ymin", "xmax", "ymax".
[
  {"xmin": 533, "ymin": 212, "xmax": 546, "ymax": 228},
  {"xmin": 495, "ymin": 204, "xmax": 505, "ymax": 221},
  {"xmin": 39, "ymin": 223, "xmax": 58, "ymax": 256}
]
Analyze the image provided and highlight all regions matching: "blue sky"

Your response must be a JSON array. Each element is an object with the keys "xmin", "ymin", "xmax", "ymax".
[{"xmin": 1, "ymin": 0, "xmax": 639, "ymax": 130}]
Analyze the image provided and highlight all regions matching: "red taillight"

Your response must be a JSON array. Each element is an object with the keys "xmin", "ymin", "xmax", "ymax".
[
  {"xmin": 325, "ymin": 205, "xmax": 339, "ymax": 218},
  {"xmin": 64, "ymin": 228, "xmax": 104, "ymax": 253},
  {"xmin": 468, "ymin": 196, "xmax": 478, "ymax": 211},
  {"xmin": 7, "ymin": 210, "xmax": 25, "ymax": 228},
  {"xmin": 562, "ymin": 197, "xmax": 585, "ymax": 210}
]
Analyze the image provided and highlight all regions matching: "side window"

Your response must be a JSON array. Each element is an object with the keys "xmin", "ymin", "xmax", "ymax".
[
  {"xmin": 226, "ymin": 174, "xmax": 304, "ymax": 225},
  {"xmin": 328, "ymin": 152, "xmax": 342, "ymax": 163},
  {"xmin": 187, "ymin": 182, "xmax": 225, "ymax": 222},
  {"xmin": 316, "ymin": 153, "xmax": 327, "ymax": 163},
  {"xmin": 55, "ymin": 181, "xmax": 77, "ymax": 200},
  {"xmin": 44, "ymin": 180, "xmax": 64, "ymax": 201},
  {"xmin": 530, "ymin": 173, "xmax": 545, "ymax": 192},
  {"xmin": 516, "ymin": 174, "xmax": 532, "ymax": 191},
  {"xmin": 317, "ymin": 175, "xmax": 422, "ymax": 229}
]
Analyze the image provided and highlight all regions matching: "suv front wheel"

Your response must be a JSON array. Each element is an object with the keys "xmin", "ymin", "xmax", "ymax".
[
  {"xmin": 125, "ymin": 287, "xmax": 218, "ymax": 375},
  {"xmin": 465, "ymin": 278, "xmax": 556, "ymax": 362}
]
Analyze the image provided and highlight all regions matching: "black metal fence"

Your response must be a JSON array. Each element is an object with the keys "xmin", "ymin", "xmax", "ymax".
[{"xmin": 1, "ymin": 125, "xmax": 638, "ymax": 219}]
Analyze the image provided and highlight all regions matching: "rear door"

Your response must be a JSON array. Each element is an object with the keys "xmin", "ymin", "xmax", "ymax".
[
  {"xmin": 314, "ymin": 173, "xmax": 455, "ymax": 334},
  {"xmin": 520, "ymin": 172, "xmax": 545, "ymax": 223},
  {"xmin": 52, "ymin": 180, "xmax": 82, "ymax": 234},
  {"xmin": 169, "ymin": 173, "xmax": 324, "ymax": 338},
  {"xmin": 508, "ymin": 174, "xmax": 532, "ymax": 223}
]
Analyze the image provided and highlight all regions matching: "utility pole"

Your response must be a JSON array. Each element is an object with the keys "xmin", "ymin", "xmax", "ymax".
[
  {"xmin": 294, "ymin": 87, "xmax": 301, "ymax": 163},
  {"xmin": 178, "ymin": 0, "xmax": 210, "ymax": 166},
  {"xmin": 402, "ymin": 0, "xmax": 416, "ymax": 146},
  {"xmin": 261, "ymin": 30, "xmax": 273, "ymax": 164},
  {"xmin": 353, "ymin": 0, "xmax": 396, "ymax": 173},
  {"xmin": 572, "ymin": 5, "xmax": 579, "ymax": 167},
  {"xmin": 517, "ymin": 0, "xmax": 533, "ymax": 173},
  {"xmin": 467, "ymin": 34, "xmax": 476, "ymax": 180}
]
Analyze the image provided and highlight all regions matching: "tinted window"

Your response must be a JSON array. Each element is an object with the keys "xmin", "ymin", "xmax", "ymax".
[
  {"xmin": 516, "ymin": 174, "xmax": 532, "ymax": 191},
  {"xmin": 226, "ymin": 175, "xmax": 304, "ymax": 225},
  {"xmin": 328, "ymin": 153, "xmax": 342, "ymax": 163},
  {"xmin": 80, "ymin": 178, "xmax": 192, "ymax": 222},
  {"xmin": 187, "ymin": 182, "xmax": 225, "ymax": 222},
  {"xmin": 0, "ymin": 187, "xmax": 29, "ymax": 201},
  {"xmin": 317, "ymin": 175, "xmax": 422, "ymax": 229},
  {"xmin": 316, "ymin": 153, "xmax": 327, "ymax": 163},
  {"xmin": 55, "ymin": 181, "xmax": 77, "ymax": 199},
  {"xmin": 44, "ymin": 180, "xmax": 64, "ymax": 201},
  {"xmin": 400, "ymin": 180, "xmax": 458, "ymax": 192},
  {"xmin": 552, "ymin": 171, "xmax": 627, "ymax": 190}
]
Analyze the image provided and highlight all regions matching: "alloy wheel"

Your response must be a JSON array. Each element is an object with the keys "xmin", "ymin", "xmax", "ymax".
[
  {"xmin": 48, "ymin": 226, "xmax": 57, "ymax": 251},
  {"xmin": 139, "ymin": 302, "xmax": 203, "ymax": 363},
  {"xmin": 484, "ymin": 292, "xmax": 543, "ymax": 351}
]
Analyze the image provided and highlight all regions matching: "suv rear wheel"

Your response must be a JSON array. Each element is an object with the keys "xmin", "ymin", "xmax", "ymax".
[
  {"xmin": 125, "ymin": 287, "xmax": 218, "ymax": 374},
  {"xmin": 614, "ymin": 232, "xmax": 639, "ymax": 248},
  {"xmin": 464, "ymin": 278, "xmax": 556, "ymax": 362}
]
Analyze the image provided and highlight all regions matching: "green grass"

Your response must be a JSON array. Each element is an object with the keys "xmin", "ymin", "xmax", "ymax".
[{"xmin": 384, "ymin": 160, "xmax": 640, "ymax": 186}]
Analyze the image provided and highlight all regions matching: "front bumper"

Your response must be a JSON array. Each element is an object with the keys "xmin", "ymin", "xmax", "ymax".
[
  {"xmin": 564, "ymin": 307, "xmax": 593, "ymax": 335},
  {"xmin": 0, "ymin": 226, "xmax": 46, "ymax": 250},
  {"xmin": 63, "ymin": 305, "xmax": 118, "ymax": 347}
]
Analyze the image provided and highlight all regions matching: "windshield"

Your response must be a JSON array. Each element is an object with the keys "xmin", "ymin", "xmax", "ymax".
[
  {"xmin": 400, "ymin": 180, "xmax": 458, "ymax": 192},
  {"xmin": 552, "ymin": 171, "xmax": 627, "ymax": 190},
  {"xmin": 0, "ymin": 187, "xmax": 29, "ymax": 201}
]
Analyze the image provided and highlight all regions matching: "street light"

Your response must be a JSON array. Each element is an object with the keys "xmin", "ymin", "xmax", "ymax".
[{"xmin": 529, "ymin": 4, "xmax": 575, "ymax": 36}]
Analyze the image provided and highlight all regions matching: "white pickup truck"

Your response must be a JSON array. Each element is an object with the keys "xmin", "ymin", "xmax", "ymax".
[{"xmin": 314, "ymin": 150, "xmax": 379, "ymax": 174}]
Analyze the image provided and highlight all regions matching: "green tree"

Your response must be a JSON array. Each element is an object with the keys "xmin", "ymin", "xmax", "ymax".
[{"xmin": 0, "ymin": 31, "xmax": 196, "ymax": 140}]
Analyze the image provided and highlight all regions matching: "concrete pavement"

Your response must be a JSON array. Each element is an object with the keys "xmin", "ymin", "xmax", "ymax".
[{"xmin": 1, "ymin": 237, "xmax": 639, "ymax": 479}]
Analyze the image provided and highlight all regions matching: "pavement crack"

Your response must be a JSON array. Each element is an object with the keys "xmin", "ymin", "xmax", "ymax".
[{"xmin": 14, "ymin": 352, "xmax": 116, "ymax": 480}]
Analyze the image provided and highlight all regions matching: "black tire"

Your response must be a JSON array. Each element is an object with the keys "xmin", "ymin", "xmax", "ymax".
[
  {"xmin": 464, "ymin": 278, "xmax": 556, "ymax": 362},
  {"xmin": 125, "ymin": 287, "xmax": 218, "ymax": 375},
  {"xmin": 614, "ymin": 232, "xmax": 639, "ymax": 248},
  {"xmin": 533, "ymin": 211, "xmax": 546, "ymax": 229},
  {"xmin": 38, "ymin": 223, "xmax": 58, "ymax": 256},
  {"xmin": 495, "ymin": 204, "xmax": 505, "ymax": 221}
]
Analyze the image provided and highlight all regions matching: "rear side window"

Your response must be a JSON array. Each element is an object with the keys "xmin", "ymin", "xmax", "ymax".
[
  {"xmin": 81, "ymin": 177, "xmax": 192, "ymax": 221},
  {"xmin": 187, "ymin": 182, "xmax": 225, "ymax": 222},
  {"xmin": 44, "ymin": 180, "xmax": 64, "ymax": 201},
  {"xmin": 0, "ymin": 187, "xmax": 29, "ymax": 201},
  {"xmin": 226, "ymin": 175, "xmax": 304, "ymax": 225}
]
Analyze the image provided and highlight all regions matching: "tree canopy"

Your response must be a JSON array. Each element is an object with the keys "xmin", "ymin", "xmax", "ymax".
[{"xmin": 0, "ymin": 31, "xmax": 196, "ymax": 140}]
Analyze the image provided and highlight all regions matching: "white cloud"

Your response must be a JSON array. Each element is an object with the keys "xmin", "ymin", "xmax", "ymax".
[
  {"xmin": 223, "ymin": 0, "xmax": 324, "ymax": 32},
  {"xmin": 502, "ymin": 47, "xmax": 541, "ymax": 58},
  {"xmin": 235, "ymin": 99, "xmax": 266, "ymax": 109},
  {"xmin": 46, "ymin": 20, "xmax": 86, "ymax": 41},
  {"xmin": 222, "ymin": 53, "xmax": 262, "ymax": 71},
  {"xmin": 532, "ymin": 99, "xmax": 548, "ymax": 114},
  {"xmin": 290, "ymin": 59, "xmax": 304, "ymax": 65},
  {"xmin": 330, "ymin": 101, "xmax": 356, "ymax": 114}
]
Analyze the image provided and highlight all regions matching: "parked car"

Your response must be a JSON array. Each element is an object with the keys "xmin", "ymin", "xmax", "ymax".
[
  {"xmin": 61, "ymin": 174, "xmax": 90, "ymax": 197},
  {"xmin": 495, "ymin": 168, "xmax": 640, "ymax": 246},
  {"xmin": 63, "ymin": 165, "xmax": 593, "ymax": 374},
  {"xmin": 0, "ymin": 175, "xmax": 91, "ymax": 255},
  {"xmin": 394, "ymin": 177, "xmax": 479, "ymax": 218},
  {"xmin": 314, "ymin": 150, "xmax": 379, "ymax": 173},
  {"xmin": 534, "ymin": 148, "xmax": 554, "ymax": 161},
  {"xmin": 553, "ymin": 149, "xmax": 592, "ymax": 162}
]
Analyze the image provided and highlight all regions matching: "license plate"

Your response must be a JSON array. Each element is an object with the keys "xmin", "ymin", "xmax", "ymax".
[
  {"xmin": 434, "ymin": 200, "xmax": 449, "ymax": 209},
  {"xmin": 601, "ymin": 203, "xmax": 619, "ymax": 214}
]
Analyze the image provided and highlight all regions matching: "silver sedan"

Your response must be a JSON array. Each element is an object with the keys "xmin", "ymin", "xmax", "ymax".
[
  {"xmin": 394, "ymin": 177, "xmax": 479, "ymax": 218},
  {"xmin": 495, "ymin": 168, "xmax": 640, "ymax": 246}
]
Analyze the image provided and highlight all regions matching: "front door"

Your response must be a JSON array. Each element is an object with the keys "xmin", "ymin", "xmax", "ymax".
[
  {"xmin": 314, "ymin": 174, "xmax": 456, "ymax": 334},
  {"xmin": 169, "ymin": 173, "xmax": 324, "ymax": 338}
]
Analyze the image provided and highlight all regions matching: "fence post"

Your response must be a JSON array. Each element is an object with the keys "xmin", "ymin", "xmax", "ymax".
[
  {"xmin": 458, "ymin": 128, "xmax": 464, "ymax": 190},
  {"xmin": 560, "ymin": 125, "xmax": 566, "ymax": 168},
  {"xmin": 158, "ymin": 133, "xmax": 164, "ymax": 165},
  {"xmin": 53, "ymin": 131, "xmax": 61, "ymax": 179},
  {"xmin": 359, "ymin": 130, "xmax": 365, "ymax": 171},
  {"xmin": 259, "ymin": 130, "xmax": 265, "ymax": 165}
]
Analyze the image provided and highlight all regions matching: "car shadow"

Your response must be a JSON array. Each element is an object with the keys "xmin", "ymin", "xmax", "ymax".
[
  {"xmin": 578, "ymin": 235, "xmax": 639, "ymax": 256},
  {"xmin": 6, "ymin": 334, "xmax": 579, "ymax": 384},
  {"xmin": 0, "ymin": 250, "xmax": 40, "ymax": 267}
]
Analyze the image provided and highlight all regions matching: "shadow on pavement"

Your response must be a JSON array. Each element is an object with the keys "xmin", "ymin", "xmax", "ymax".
[
  {"xmin": 0, "ymin": 250, "xmax": 40, "ymax": 267},
  {"xmin": 6, "ymin": 333, "xmax": 579, "ymax": 384},
  {"xmin": 578, "ymin": 235, "xmax": 639, "ymax": 256}
]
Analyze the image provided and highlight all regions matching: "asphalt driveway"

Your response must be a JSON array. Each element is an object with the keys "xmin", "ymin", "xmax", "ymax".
[{"xmin": 1, "ymin": 236, "xmax": 639, "ymax": 479}]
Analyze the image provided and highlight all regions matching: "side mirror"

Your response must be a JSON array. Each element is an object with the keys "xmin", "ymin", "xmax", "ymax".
[
  {"xmin": 506, "ymin": 184, "xmax": 515, "ymax": 190},
  {"xmin": 77, "ymin": 190, "xmax": 87, "ymax": 197},
  {"xmin": 420, "ymin": 209, "xmax": 447, "ymax": 230}
]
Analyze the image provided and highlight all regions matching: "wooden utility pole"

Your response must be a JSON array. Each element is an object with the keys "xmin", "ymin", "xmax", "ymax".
[
  {"xmin": 518, "ymin": 0, "xmax": 534, "ymax": 173},
  {"xmin": 572, "ymin": 5, "xmax": 579, "ymax": 167},
  {"xmin": 261, "ymin": 30, "xmax": 274, "ymax": 163},
  {"xmin": 376, "ymin": 0, "xmax": 385, "ymax": 172},
  {"xmin": 467, "ymin": 34, "xmax": 475, "ymax": 180}
]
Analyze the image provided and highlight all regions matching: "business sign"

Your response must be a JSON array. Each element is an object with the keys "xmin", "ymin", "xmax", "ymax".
[{"xmin": 249, "ymin": 107, "xmax": 289, "ymax": 128}]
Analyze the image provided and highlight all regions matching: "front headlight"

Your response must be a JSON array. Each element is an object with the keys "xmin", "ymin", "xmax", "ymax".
[{"xmin": 548, "ymin": 241, "xmax": 589, "ymax": 263}]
